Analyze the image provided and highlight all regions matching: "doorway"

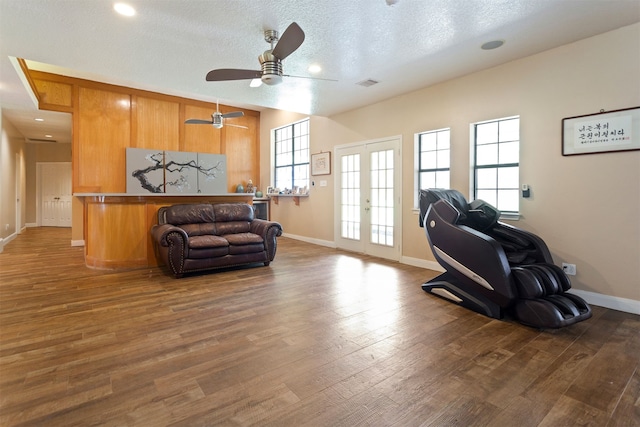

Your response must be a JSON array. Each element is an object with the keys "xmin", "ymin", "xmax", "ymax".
[
  {"xmin": 37, "ymin": 162, "xmax": 72, "ymax": 227},
  {"xmin": 334, "ymin": 136, "xmax": 402, "ymax": 261}
]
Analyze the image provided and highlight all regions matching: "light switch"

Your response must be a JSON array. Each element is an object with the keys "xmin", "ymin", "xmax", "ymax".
[{"xmin": 320, "ymin": 180, "xmax": 327, "ymax": 187}]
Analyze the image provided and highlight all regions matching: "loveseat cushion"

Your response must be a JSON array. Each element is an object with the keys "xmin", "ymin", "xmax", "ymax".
[
  {"xmin": 165, "ymin": 203, "xmax": 215, "ymax": 225},
  {"xmin": 188, "ymin": 235, "xmax": 229, "ymax": 249},
  {"xmin": 224, "ymin": 232, "xmax": 264, "ymax": 246},
  {"xmin": 213, "ymin": 203, "xmax": 254, "ymax": 222},
  {"xmin": 180, "ymin": 223, "xmax": 217, "ymax": 237}
]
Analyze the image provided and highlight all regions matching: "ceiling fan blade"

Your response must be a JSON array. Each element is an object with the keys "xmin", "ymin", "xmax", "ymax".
[
  {"xmin": 284, "ymin": 74, "xmax": 338, "ymax": 82},
  {"xmin": 271, "ymin": 22, "xmax": 305, "ymax": 61},
  {"xmin": 185, "ymin": 119, "xmax": 214, "ymax": 124},
  {"xmin": 221, "ymin": 111, "xmax": 244, "ymax": 119},
  {"xmin": 206, "ymin": 69, "xmax": 262, "ymax": 82},
  {"xmin": 226, "ymin": 123, "xmax": 249, "ymax": 130}
]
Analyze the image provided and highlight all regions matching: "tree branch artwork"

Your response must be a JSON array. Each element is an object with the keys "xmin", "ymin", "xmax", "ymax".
[{"xmin": 131, "ymin": 152, "xmax": 224, "ymax": 193}]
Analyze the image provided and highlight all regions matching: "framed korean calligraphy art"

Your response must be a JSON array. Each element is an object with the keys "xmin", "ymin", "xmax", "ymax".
[
  {"xmin": 311, "ymin": 152, "xmax": 331, "ymax": 175},
  {"xmin": 562, "ymin": 107, "xmax": 640, "ymax": 156}
]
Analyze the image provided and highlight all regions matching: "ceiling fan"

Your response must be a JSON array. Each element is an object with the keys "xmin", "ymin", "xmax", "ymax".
[
  {"xmin": 206, "ymin": 22, "xmax": 333, "ymax": 86},
  {"xmin": 184, "ymin": 101, "xmax": 247, "ymax": 129}
]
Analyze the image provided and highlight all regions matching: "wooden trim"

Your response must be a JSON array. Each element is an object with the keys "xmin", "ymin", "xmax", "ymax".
[
  {"xmin": 16, "ymin": 58, "xmax": 41, "ymax": 103},
  {"xmin": 24, "ymin": 66, "xmax": 260, "ymax": 117}
]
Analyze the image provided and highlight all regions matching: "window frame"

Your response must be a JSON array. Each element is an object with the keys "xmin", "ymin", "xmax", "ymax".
[
  {"xmin": 471, "ymin": 116, "xmax": 520, "ymax": 215},
  {"xmin": 273, "ymin": 118, "xmax": 310, "ymax": 191},
  {"xmin": 414, "ymin": 127, "xmax": 451, "ymax": 208}
]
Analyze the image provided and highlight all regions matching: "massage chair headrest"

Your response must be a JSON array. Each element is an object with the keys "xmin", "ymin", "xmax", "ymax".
[{"xmin": 418, "ymin": 189, "xmax": 470, "ymax": 227}]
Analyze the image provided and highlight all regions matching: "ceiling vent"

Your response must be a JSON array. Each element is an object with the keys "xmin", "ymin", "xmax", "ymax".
[
  {"xmin": 356, "ymin": 78, "xmax": 379, "ymax": 87},
  {"xmin": 27, "ymin": 138, "xmax": 57, "ymax": 143}
]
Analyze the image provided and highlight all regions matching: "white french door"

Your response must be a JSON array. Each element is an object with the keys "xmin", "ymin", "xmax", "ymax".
[
  {"xmin": 334, "ymin": 137, "xmax": 401, "ymax": 261},
  {"xmin": 38, "ymin": 162, "xmax": 72, "ymax": 227}
]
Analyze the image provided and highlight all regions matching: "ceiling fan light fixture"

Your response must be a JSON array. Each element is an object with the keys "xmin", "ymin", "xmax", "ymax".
[
  {"xmin": 212, "ymin": 113, "xmax": 223, "ymax": 128},
  {"xmin": 261, "ymin": 74, "xmax": 283, "ymax": 85}
]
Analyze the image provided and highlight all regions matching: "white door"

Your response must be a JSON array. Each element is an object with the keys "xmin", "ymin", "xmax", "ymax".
[
  {"xmin": 39, "ymin": 163, "xmax": 72, "ymax": 227},
  {"xmin": 335, "ymin": 137, "xmax": 401, "ymax": 261}
]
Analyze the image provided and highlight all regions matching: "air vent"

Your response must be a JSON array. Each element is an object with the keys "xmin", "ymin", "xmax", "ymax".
[
  {"xmin": 356, "ymin": 78, "xmax": 379, "ymax": 87},
  {"xmin": 27, "ymin": 138, "xmax": 57, "ymax": 143}
]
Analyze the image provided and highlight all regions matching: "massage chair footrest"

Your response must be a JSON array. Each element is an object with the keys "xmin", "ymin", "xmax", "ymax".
[{"xmin": 509, "ymin": 292, "xmax": 592, "ymax": 329}]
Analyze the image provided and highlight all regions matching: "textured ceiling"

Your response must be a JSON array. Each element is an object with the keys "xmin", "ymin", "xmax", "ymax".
[{"xmin": 1, "ymin": 0, "xmax": 639, "ymax": 144}]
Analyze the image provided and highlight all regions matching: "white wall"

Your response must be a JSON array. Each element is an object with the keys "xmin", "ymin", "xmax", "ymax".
[
  {"xmin": 262, "ymin": 23, "xmax": 640, "ymax": 307},
  {"xmin": 0, "ymin": 111, "xmax": 27, "ymax": 252}
]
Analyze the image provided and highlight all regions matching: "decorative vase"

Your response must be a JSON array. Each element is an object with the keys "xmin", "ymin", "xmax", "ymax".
[
  {"xmin": 255, "ymin": 190, "xmax": 263, "ymax": 198},
  {"xmin": 236, "ymin": 184, "xmax": 244, "ymax": 193}
]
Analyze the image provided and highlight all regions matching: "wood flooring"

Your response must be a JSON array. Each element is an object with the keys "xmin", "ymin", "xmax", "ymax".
[{"xmin": 1, "ymin": 227, "xmax": 638, "ymax": 426}]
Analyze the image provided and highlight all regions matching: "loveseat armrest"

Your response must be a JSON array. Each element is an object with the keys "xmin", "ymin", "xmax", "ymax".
[
  {"xmin": 250, "ymin": 219, "xmax": 283, "ymax": 239},
  {"xmin": 250, "ymin": 219, "xmax": 283, "ymax": 262},
  {"xmin": 151, "ymin": 224, "xmax": 189, "ymax": 277},
  {"xmin": 151, "ymin": 223, "xmax": 188, "ymax": 247}
]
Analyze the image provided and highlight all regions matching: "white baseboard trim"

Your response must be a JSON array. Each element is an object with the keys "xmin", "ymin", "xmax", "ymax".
[
  {"xmin": 570, "ymin": 289, "xmax": 640, "ymax": 315},
  {"xmin": 281, "ymin": 233, "xmax": 336, "ymax": 248},
  {"xmin": 71, "ymin": 240, "xmax": 85, "ymax": 247},
  {"xmin": 401, "ymin": 255, "xmax": 445, "ymax": 272},
  {"xmin": 0, "ymin": 233, "xmax": 17, "ymax": 253},
  {"xmin": 26, "ymin": 222, "xmax": 37, "ymax": 228}
]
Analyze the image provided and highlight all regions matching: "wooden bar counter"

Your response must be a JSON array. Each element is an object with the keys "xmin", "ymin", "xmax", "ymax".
[{"xmin": 75, "ymin": 193, "xmax": 253, "ymax": 270}]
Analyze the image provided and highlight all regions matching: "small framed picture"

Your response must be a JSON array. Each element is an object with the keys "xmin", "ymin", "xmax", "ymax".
[{"xmin": 311, "ymin": 152, "xmax": 331, "ymax": 176}]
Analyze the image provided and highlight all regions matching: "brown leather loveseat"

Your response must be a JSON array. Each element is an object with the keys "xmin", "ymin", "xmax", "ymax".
[{"xmin": 151, "ymin": 203, "xmax": 283, "ymax": 277}]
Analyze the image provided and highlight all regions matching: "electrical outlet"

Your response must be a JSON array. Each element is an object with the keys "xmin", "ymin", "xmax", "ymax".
[
  {"xmin": 562, "ymin": 263, "xmax": 577, "ymax": 276},
  {"xmin": 4, "ymin": 224, "xmax": 9, "ymax": 231}
]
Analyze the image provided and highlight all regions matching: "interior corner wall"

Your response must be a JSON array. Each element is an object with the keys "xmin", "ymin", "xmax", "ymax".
[
  {"xmin": 260, "ymin": 23, "xmax": 640, "ymax": 302},
  {"xmin": 0, "ymin": 111, "xmax": 27, "ymax": 249}
]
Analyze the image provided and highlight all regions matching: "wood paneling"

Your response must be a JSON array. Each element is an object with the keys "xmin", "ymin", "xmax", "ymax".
[
  {"xmin": 85, "ymin": 202, "xmax": 147, "ymax": 268},
  {"xmin": 134, "ymin": 96, "xmax": 180, "ymax": 151},
  {"xmin": 25, "ymin": 67, "xmax": 261, "ymax": 196},
  {"xmin": 225, "ymin": 114, "xmax": 259, "ymax": 192},
  {"xmin": 33, "ymin": 78, "xmax": 73, "ymax": 107},
  {"xmin": 77, "ymin": 88, "xmax": 131, "ymax": 192},
  {"xmin": 1, "ymin": 228, "xmax": 638, "ymax": 426},
  {"xmin": 183, "ymin": 104, "xmax": 222, "ymax": 153}
]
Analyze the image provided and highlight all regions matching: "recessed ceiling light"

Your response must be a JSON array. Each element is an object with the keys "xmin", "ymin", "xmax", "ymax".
[
  {"xmin": 34, "ymin": 118, "xmax": 44, "ymax": 122},
  {"xmin": 481, "ymin": 40, "xmax": 504, "ymax": 50},
  {"xmin": 308, "ymin": 64, "xmax": 322, "ymax": 74},
  {"xmin": 45, "ymin": 134, "xmax": 53, "ymax": 138},
  {"xmin": 114, "ymin": 3, "xmax": 136, "ymax": 17}
]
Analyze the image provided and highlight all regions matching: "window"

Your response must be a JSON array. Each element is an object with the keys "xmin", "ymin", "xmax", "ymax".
[
  {"xmin": 418, "ymin": 128, "xmax": 451, "ymax": 190},
  {"xmin": 473, "ymin": 116, "xmax": 520, "ymax": 213},
  {"xmin": 274, "ymin": 118, "xmax": 309, "ymax": 191}
]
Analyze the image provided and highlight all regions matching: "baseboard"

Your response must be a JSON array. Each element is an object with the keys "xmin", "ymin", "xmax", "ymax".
[
  {"xmin": 281, "ymin": 233, "xmax": 336, "ymax": 248},
  {"xmin": 570, "ymin": 289, "xmax": 640, "ymax": 315},
  {"xmin": 26, "ymin": 222, "xmax": 37, "ymax": 228},
  {"xmin": 71, "ymin": 240, "xmax": 85, "ymax": 247},
  {"xmin": 401, "ymin": 255, "xmax": 445, "ymax": 273},
  {"xmin": 0, "ymin": 233, "xmax": 17, "ymax": 253}
]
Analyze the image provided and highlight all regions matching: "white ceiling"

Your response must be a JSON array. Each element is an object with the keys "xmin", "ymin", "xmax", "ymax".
[{"xmin": 1, "ymin": 0, "xmax": 639, "ymax": 145}]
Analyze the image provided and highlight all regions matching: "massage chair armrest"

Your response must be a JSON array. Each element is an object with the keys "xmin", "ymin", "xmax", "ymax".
[
  {"xmin": 494, "ymin": 222, "xmax": 554, "ymax": 264},
  {"xmin": 151, "ymin": 223, "xmax": 189, "ymax": 248},
  {"xmin": 250, "ymin": 219, "xmax": 283, "ymax": 239}
]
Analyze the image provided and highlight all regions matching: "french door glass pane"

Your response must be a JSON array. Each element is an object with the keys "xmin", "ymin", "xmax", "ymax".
[
  {"xmin": 370, "ymin": 149, "xmax": 394, "ymax": 247},
  {"xmin": 341, "ymin": 154, "xmax": 360, "ymax": 240}
]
